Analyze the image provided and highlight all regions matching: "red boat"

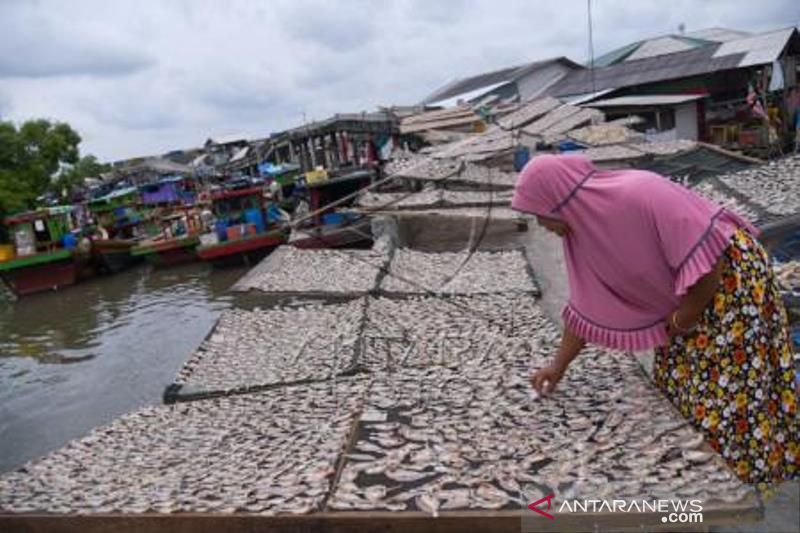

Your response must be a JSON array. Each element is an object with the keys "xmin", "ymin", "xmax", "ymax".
[
  {"xmin": 196, "ymin": 229, "xmax": 287, "ymax": 266},
  {"xmin": 196, "ymin": 186, "xmax": 287, "ymax": 266}
]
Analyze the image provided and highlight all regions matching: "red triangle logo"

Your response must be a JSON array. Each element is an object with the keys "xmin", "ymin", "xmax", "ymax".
[{"xmin": 528, "ymin": 493, "xmax": 555, "ymax": 519}]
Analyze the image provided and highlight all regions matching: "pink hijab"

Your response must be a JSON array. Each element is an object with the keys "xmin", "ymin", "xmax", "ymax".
[{"xmin": 512, "ymin": 154, "xmax": 759, "ymax": 351}]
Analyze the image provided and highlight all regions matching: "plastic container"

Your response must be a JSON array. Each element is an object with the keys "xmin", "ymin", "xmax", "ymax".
[
  {"xmin": 199, "ymin": 233, "xmax": 219, "ymax": 247},
  {"xmin": 62, "ymin": 233, "xmax": 78, "ymax": 250},
  {"xmin": 266, "ymin": 204, "xmax": 284, "ymax": 223},
  {"xmin": 215, "ymin": 221, "xmax": 229, "ymax": 242},
  {"xmin": 513, "ymin": 146, "xmax": 530, "ymax": 172},
  {"xmin": 322, "ymin": 213, "xmax": 345, "ymax": 226},
  {"xmin": 244, "ymin": 208, "xmax": 265, "ymax": 233},
  {"xmin": 226, "ymin": 225, "xmax": 244, "ymax": 241},
  {"xmin": 0, "ymin": 244, "xmax": 15, "ymax": 262}
]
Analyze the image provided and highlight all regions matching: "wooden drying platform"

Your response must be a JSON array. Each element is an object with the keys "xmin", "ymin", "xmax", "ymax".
[{"xmin": 0, "ymin": 497, "xmax": 761, "ymax": 533}]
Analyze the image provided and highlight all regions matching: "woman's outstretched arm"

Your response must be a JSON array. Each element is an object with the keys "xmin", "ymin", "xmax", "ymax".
[{"xmin": 531, "ymin": 326, "xmax": 586, "ymax": 395}]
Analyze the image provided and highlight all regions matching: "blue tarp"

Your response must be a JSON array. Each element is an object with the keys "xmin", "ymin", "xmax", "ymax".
[{"xmin": 258, "ymin": 162, "xmax": 300, "ymax": 176}]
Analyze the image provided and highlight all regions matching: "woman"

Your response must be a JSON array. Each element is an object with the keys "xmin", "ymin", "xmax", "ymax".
[{"xmin": 512, "ymin": 154, "xmax": 797, "ymax": 487}]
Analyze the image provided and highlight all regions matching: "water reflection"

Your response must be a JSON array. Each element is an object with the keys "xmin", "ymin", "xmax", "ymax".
[{"xmin": 0, "ymin": 262, "xmax": 246, "ymax": 472}]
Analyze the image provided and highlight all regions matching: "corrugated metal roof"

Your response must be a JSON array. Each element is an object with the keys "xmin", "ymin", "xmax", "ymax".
[
  {"xmin": 589, "ymin": 27, "xmax": 790, "ymax": 70},
  {"xmin": 592, "ymin": 41, "xmax": 642, "ymax": 68},
  {"xmin": 585, "ymin": 94, "xmax": 708, "ymax": 107},
  {"xmin": 422, "ymin": 64, "xmax": 525, "ymax": 105},
  {"xmin": 625, "ymin": 36, "xmax": 701, "ymax": 61},
  {"xmin": 420, "ymin": 57, "xmax": 581, "ymax": 105},
  {"xmin": 428, "ymin": 81, "xmax": 510, "ymax": 107},
  {"xmin": 550, "ymin": 44, "xmax": 745, "ymax": 97},
  {"xmin": 208, "ymin": 134, "xmax": 251, "ymax": 145},
  {"xmin": 712, "ymin": 27, "xmax": 796, "ymax": 67},
  {"xmin": 685, "ymin": 27, "xmax": 752, "ymax": 43}
]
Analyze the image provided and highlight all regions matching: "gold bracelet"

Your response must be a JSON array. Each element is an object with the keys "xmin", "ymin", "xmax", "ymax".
[{"xmin": 671, "ymin": 311, "xmax": 697, "ymax": 333}]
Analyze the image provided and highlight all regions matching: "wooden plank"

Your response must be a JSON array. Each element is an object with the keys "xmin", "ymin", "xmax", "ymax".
[{"xmin": 0, "ymin": 498, "xmax": 762, "ymax": 533}]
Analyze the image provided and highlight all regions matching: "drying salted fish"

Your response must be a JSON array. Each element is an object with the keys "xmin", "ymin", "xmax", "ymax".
[
  {"xmin": 416, "ymin": 491, "xmax": 440, "ymax": 517},
  {"xmin": 439, "ymin": 489, "xmax": 471, "ymax": 510},
  {"xmin": 691, "ymin": 180, "xmax": 762, "ymax": 224},
  {"xmin": 233, "ymin": 246, "xmax": 387, "ymax": 295},
  {"xmin": 172, "ymin": 300, "xmax": 365, "ymax": 396},
  {"xmin": 4, "ymin": 260, "xmax": 757, "ymax": 517},
  {"xmin": 683, "ymin": 450, "xmax": 715, "ymax": 464},
  {"xmin": 380, "ymin": 248, "xmax": 538, "ymax": 296},
  {"xmin": 0, "ymin": 381, "xmax": 366, "ymax": 515},
  {"xmin": 718, "ymin": 155, "xmax": 800, "ymax": 217},
  {"xmin": 773, "ymin": 261, "xmax": 800, "ymax": 292},
  {"xmin": 678, "ymin": 433, "xmax": 706, "ymax": 451}
]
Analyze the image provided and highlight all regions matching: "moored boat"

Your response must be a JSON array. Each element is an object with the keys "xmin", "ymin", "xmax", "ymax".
[
  {"xmin": 130, "ymin": 234, "xmax": 200, "ymax": 266},
  {"xmin": 196, "ymin": 186, "xmax": 287, "ymax": 266},
  {"xmin": 129, "ymin": 209, "xmax": 204, "ymax": 267},
  {"xmin": 86, "ymin": 187, "xmax": 147, "ymax": 274},
  {"xmin": 196, "ymin": 228, "xmax": 287, "ymax": 266},
  {"xmin": 91, "ymin": 238, "xmax": 140, "ymax": 273},
  {"xmin": 0, "ymin": 206, "xmax": 88, "ymax": 296}
]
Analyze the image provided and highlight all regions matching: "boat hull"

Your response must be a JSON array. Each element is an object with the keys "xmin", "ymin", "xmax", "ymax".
[
  {"xmin": 197, "ymin": 231, "xmax": 287, "ymax": 267},
  {"xmin": 131, "ymin": 236, "xmax": 199, "ymax": 267},
  {"xmin": 0, "ymin": 257, "xmax": 77, "ymax": 296},
  {"xmin": 92, "ymin": 240, "xmax": 142, "ymax": 274}
]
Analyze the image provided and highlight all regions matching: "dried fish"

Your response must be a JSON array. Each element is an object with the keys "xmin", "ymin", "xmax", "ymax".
[
  {"xmin": 234, "ymin": 246, "xmax": 387, "ymax": 295},
  {"xmin": 380, "ymin": 248, "xmax": 538, "ymax": 296},
  {"xmin": 718, "ymin": 155, "xmax": 800, "ymax": 217},
  {"xmin": 416, "ymin": 491, "xmax": 440, "ymax": 517}
]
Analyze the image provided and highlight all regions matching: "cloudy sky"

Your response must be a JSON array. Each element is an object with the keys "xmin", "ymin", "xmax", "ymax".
[{"xmin": 1, "ymin": 0, "xmax": 797, "ymax": 161}]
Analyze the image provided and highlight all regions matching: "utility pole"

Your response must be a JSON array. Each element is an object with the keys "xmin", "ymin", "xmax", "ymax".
[{"xmin": 587, "ymin": 0, "xmax": 596, "ymax": 94}]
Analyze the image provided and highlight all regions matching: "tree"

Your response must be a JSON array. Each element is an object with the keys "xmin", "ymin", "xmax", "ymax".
[{"xmin": 0, "ymin": 119, "xmax": 83, "ymax": 217}]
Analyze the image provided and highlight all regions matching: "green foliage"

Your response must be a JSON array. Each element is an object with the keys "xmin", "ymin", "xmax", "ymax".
[{"xmin": 0, "ymin": 119, "xmax": 102, "ymax": 218}]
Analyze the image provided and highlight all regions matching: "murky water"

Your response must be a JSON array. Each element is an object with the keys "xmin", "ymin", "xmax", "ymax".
[{"xmin": 0, "ymin": 263, "xmax": 246, "ymax": 473}]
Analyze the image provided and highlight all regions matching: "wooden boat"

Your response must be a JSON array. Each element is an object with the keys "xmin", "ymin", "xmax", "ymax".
[
  {"xmin": 196, "ymin": 186, "xmax": 287, "ymax": 266},
  {"xmin": 129, "ymin": 208, "xmax": 203, "ymax": 267},
  {"xmin": 0, "ymin": 207, "xmax": 88, "ymax": 296},
  {"xmin": 289, "ymin": 215, "xmax": 373, "ymax": 249},
  {"xmin": 91, "ymin": 238, "xmax": 141, "ymax": 273},
  {"xmin": 196, "ymin": 228, "xmax": 287, "ymax": 266},
  {"xmin": 86, "ymin": 187, "xmax": 147, "ymax": 274},
  {"xmin": 0, "ymin": 249, "xmax": 76, "ymax": 296},
  {"xmin": 130, "ymin": 234, "xmax": 199, "ymax": 267}
]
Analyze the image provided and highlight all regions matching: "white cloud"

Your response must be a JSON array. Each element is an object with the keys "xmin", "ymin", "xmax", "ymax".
[
  {"xmin": 0, "ymin": 1, "xmax": 153, "ymax": 78},
  {"xmin": 0, "ymin": 0, "xmax": 796, "ymax": 160}
]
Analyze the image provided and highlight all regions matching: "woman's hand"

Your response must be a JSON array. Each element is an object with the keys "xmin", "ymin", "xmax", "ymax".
[
  {"xmin": 531, "ymin": 326, "xmax": 585, "ymax": 396},
  {"xmin": 530, "ymin": 363, "xmax": 565, "ymax": 396},
  {"xmin": 666, "ymin": 308, "xmax": 700, "ymax": 337}
]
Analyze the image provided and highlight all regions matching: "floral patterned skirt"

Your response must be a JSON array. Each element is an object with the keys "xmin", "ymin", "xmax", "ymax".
[{"xmin": 654, "ymin": 230, "xmax": 798, "ymax": 487}]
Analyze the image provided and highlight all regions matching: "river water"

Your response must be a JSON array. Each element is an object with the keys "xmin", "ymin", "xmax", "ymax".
[{"xmin": 0, "ymin": 263, "xmax": 246, "ymax": 473}]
